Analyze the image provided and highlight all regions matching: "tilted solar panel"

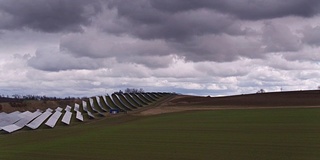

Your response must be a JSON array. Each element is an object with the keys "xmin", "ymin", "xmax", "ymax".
[
  {"xmin": 89, "ymin": 98, "xmax": 105, "ymax": 116},
  {"xmin": 75, "ymin": 111, "xmax": 83, "ymax": 121},
  {"xmin": 26, "ymin": 109, "xmax": 53, "ymax": 129},
  {"xmin": 56, "ymin": 107, "xmax": 63, "ymax": 112},
  {"xmin": 2, "ymin": 110, "xmax": 42, "ymax": 133},
  {"xmin": 0, "ymin": 111, "xmax": 22, "ymax": 129},
  {"xmin": 96, "ymin": 96, "xmax": 108, "ymax": 112},
  {"xmin": 74, "ymin": 103, "xmax": 80, "ymax": 111},
  {"xmin": 45, "ymin": 110, "xmax": 62, "ymax": 128},
  {"xmin": 65, "ymin": 105, "xmax": 72, "ymax": 112},
  {"xmin": 61, "ymin": 111, "xmax": 72, "ymax": 125},
  {"xmin": 82, "ymin": 100, "xmax": 95, "ymax": 118}
]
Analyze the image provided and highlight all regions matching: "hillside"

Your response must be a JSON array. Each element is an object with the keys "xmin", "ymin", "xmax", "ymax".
[
  {"xmin": 0, "ymin": 99, "xmax": 81, "ymax": 113},
  {"xmin": 139, "ymin": 90, "xmax": 320, "ymax": 115},
  {"xmin": 170, "ymin": 90, "xmax": 320, "ymax": 107},
  {"xmin": 2, "ymin": 90, "xmax": 320, "ymax": 114}
]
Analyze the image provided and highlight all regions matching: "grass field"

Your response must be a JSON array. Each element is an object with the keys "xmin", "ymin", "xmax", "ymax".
[{"xmin": 1, "ymin": 108, "xmax": 320, "ymax": 160}]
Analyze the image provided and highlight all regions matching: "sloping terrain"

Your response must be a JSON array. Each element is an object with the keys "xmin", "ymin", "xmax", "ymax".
[
  {"xmin": 139, "ymin": 90, "xmax": 320, "ymax": 115},
  {"xmin": 171, "ymin": 90, "xmax": 320, "ymax": 107}
]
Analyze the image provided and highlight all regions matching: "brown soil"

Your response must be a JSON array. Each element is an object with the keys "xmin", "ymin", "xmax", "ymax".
[
  {"xmin": 0, "ymin": 99, "xmax": 82, "ymax": 113},
  {"xmin": 138, "ymin": 90, "xmax": 320, "ymax": 116}
]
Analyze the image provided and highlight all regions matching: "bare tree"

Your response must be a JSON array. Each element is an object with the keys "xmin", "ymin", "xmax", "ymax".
[
  {"xmin": 257, "ymin": 89, "xmax": 265, "ymax": 94},
  {"xmin": 124, "ymin": 88, "xmax": 145, "ymax": 93}
]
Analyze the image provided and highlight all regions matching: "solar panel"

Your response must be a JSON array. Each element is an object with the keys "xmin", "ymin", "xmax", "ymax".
[
  {"xmin": 56, "ymin": 107, "xmax": 63, "ymax": 112},
  {"xmin": 14, "ymin": 111, "xmax": 42, "ymax": 128},
  {"xmin": 82, "ymin": 101, "xmax": 88, "ymax": 111},
  {"xmin": 96, "ymin": 96, "xmax": 108, "ymax": 112},
  {"xmin": 45, "ymin": 110, "xmax": 62, "ymax": 128},
  {"xmin": 2, "ymin": 110, "xmax": 42, "ymax": 133},
  {"xmin": 82, "ymin": 100, "xmax": 95, "ymax": 119},
  {"xmin": 26, "ymin": 109, "xmax": 53, "ymax": 129},
  {"xmin": 118, "ymin": 94, "xmax": 137, "ymax": 109},
  {"xmin": 47, "ymin": 108, "xmax": 53, "ymax": 112},
  {"xmin": 130, "ymin": 93, "xmax": 148, "ymax": 105},
  {"xmin": 139, "ymin": 93, "xmax": 153, "ymax": 102},
  {"xmin": 89, "ymin": 98, "xmax": 96, "ymax": 111},
  {"xmin": 102, "ymin": 96, "xmax": 114, "ymax": 110},
  {"xmin": 145, "ymin": 93, "xmax": 157, "ymax": 101},
  {"xmin": 65, "ymin": 105, "xmax": 72, "ymax": 112},
  {"xmin": 102, "ymin": 96, "xmax": 107, "ymax": 104},
  {"xmin": 61, "ymin": 111, "xmax": 72, "ymax": 125},
  {"xmin": 106, "ymin": 95, "xmax": 124, "ymax": 111},
  {"xmin": 112, "ymin": 94, "xmax": 132, "ymax": 111},
  {"xmin": 75, "ymin": 111, "xmax": 83, "ymax": 121},
  {"xmin": 74, "ymin": 103, "xmax": 80, "ymax": 111},
  {"xmin": 125, "ymin": 93, "xmax": 143, "ymax": 107},
  {"xmin": 87, "ymin": 110, "xmax": 95, "ymax": 119},
  {"xmin": 0, "ymin": 111, "xmax": 22, "ymax": 129},
  {"xmin": 89, "ymin": 98, "xmax": 105, "ymax": 116}
]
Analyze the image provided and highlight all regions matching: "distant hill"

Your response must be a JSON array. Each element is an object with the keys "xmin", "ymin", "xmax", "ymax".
[
  {"xmin": 170, "ymin": 90, "xmax": 320, "ymax": 107},
  {"xmin": 0, "ymin": 97, "xmax": 23, "ymax": 103}
]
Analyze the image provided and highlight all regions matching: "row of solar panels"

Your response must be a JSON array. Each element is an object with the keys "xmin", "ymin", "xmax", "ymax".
[{"xmin": 0, "ymin": 92, "xmax": 169, "ymax": 133}]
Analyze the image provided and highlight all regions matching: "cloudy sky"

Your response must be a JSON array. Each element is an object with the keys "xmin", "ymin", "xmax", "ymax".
[{"xmin": 0, "ymin": 0, "xmax": 320, "ymax": 97}]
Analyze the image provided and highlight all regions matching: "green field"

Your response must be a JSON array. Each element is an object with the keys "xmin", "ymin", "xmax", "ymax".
[{"xmin": 1, "ymin": 108, "xmax": 320, "ymax": 160}]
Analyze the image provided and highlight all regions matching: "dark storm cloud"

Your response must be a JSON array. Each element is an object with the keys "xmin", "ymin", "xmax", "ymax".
[
  {"xmin": 262, "ymin": 22, "xmax": 301, "ymax": 52},
  {"xmin": 18, "ymin": 0, "xmax": 319, "ymax": 72},
  {"xmin": 105, "ymin": 0, "xmax": 244, "ymax": 40},
  {"xmin": 171, "ymin": 34, "xmax": 264, "ymax": 62},
  {"xmin": 105, "ymin": 0, "xmax": 320, "ymax": 40},
  {"xmin": 0, "ymin": 0, "xmax": 101, "ymax": 32},
  {"xmin": 302, "ymin": 26, "xmax": 320, "ymax": 46},
  {"xmin": 101, "ymin": 0, "xmax": 313, "ymax": 63},
  {"xmin": 149, "ymin": 0, "xmax": 320, "ymax": 20}
]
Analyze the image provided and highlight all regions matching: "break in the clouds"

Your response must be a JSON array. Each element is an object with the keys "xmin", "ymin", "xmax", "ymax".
[{"xmin": 0, "ymin": 0, "xmax": 320, "ymax": 97}]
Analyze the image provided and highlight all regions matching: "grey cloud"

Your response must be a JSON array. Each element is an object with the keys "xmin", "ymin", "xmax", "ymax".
[
  {"xmin": 296, "ymin": 70, "xmax": 320, "ymax": 80},
  {"xmin": 302, "ymin": 26, "xmax": 320, "ymax": 46},
  {"xmin": 102, "ymin": 0, "xmax": 310, "ymax": 64},
  {"xmin": 108, "ymin": 0, "xmax": 166, "ymax": 24},
  {"xmin": 172, "ymin": 34, "xmax": 264, "ymax": 62},
  {"xmin": 59, "ymin": 31, "xmax": 175, "ymax": 68},
  {"xmin": 150, "ymin": 0, "xmax": 320, "ymax": 20},
  {"xmin": 284, "ymin": 51, "xmax": 320, "ymax": 62},
  {"xmin": 262, "ymin": 22, "xmax": 301, "ymax": 52},
  {"xmin": 61, "ymin": 33, "xmax": 173, "ymax": 58},
  {"xmin": 194, "ymin": 61, "xmax": 251, "ymax": 77},
  {"xmin": 117, "ymin": 55, "xmax": 174, "ymax": 68},
  {"xmin": 265, "ymin": 55, "xmax": 306, "ymax": 70},
  {"xmin": 0, "ymin": 0, "xmax": 101, "ymax": 32},
  {"xmin": 27, "ymin": 47, "xmax": 114, "ymax": 71},
  {"xmin": 105, "ymin": 1, "xmax": 243, "ymax": 40},
  {"xmin": 105, "ymin": 0, "xmax": 320, "ymax": 41},
  {"xmin": 28, "ymin": 32, "xmax": 175, "ymax": 71}
]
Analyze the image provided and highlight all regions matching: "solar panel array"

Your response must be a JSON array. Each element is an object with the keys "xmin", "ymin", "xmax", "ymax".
[
  {"xmin": 45, "ymin": 107, "xmax": 63, "ymax": 128},
  {"xmin": 83, "ymin": 100, "xmax": 95, "ymax": 119},
  {"xmin": 89, "ymin": 98, "xmax": 105, "ymax": 116},
  {"xmin": 0, "ymin": 92, "xmax": 171, "ymax": 133},
  {"xmin": 74, "ymin": 103, "xmax": 84, "ymax": 122},
  {"xmin": 27, "ymin": 108, "xmax": 53, "ymax": 129},
  {"xmin": 61, "ymin": 105, "xmax": 72, "ymax": 125},
  {"xmin": 96, "ymin": 96, "xmax": 108, "ymax": 112},
  {"xmin": 2, "ymin": 110, "xmax": 42, "ymax": 133}
]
